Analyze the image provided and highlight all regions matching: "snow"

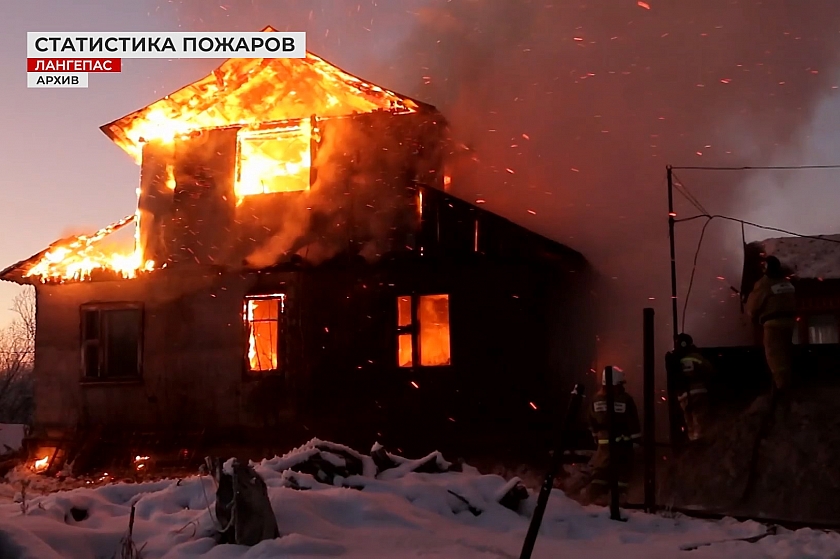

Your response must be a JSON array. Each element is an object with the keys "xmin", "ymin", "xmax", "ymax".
[
  {"xmin": 0, "ymin": 424, "xmax": 26, "ymax": 456},
  {"xmin": 762, "ymin": 234, "xmax": 840, "ymax": 279},
  {"xmin": 2, "ymin": 439, "xmax": 840, "ymax": 558}
]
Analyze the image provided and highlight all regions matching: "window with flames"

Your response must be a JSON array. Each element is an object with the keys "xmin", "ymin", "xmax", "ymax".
[
  {"xmin": 397, "ymin": 294, "xmax": 452, "ymax": 368},
  {"xmin": 244, "ymin": 294, "xmax": 285, "ymax": 373},
  {"xmin": 235, "ymin": 121, "xmax": 313, "ymax": 198}
]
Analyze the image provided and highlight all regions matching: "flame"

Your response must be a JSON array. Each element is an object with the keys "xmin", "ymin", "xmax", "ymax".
[
  {"xmin": 245, "ymin": 296, "xmax": 283, "ymax": 371},
  {"xmin": 235, "ymin": 120, "xmax": 312, "ymax": 203},
  {"xmin": 109, "ymin": 48, "xmax": 417, "ymax": 165},
  {"xmin": 32, "ymin": 455, "xmax": 50, "ymax": 473},
  {"xmin": 22, "ymin": 215, "xmax": 154, "ymax": 283}
]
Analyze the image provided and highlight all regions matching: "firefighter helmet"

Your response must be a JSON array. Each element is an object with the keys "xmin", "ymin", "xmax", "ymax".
[
  {"xmin": 601, "ymin": 366, "xmax": 625, "ymax": 386},
  {"xmin": 676, "ymin": 333, "xmax": 694, "ymax": 349}
]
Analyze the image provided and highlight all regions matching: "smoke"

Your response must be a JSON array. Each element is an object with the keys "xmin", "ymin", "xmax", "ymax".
[
  {"xmin": 167, "ymin": 0, "xmax": 840, "ymax": 389},
  {"xmin": 244, "ymin": 114, "xmax": 441, "ymax": 267},
  {"xmin": 365, "ymin": 0, "xmax": 840, "ymax": 378}
]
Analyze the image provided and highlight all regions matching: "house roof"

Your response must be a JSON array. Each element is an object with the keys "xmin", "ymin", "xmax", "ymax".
[
  {"xmin": 754, "ymin": 235, "xmax": 840, "ymax": 280},
  {"xmin": 0, "ymin": 216, "xmax": 138, "ymax": 285},
  {"xmin": 100, "ymin": 27, "xmax": 433, "ymax": 162}
]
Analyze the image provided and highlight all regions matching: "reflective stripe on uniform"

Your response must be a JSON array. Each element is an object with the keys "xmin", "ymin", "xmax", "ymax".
[{"xmin": 597, "ymin": 436, "xmax": 634, "ymax": 444}]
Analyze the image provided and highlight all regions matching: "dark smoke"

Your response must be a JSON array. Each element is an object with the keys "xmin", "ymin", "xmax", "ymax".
[
  {"xmin": 168, "ymin": 0, "xmax": 840, "ymax": 405},
  {"xmin": 371, "ymin": 0, "xmax": 840, "ymax": 382}
]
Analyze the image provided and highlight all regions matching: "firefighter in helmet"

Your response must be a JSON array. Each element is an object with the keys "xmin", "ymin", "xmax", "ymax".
[
  {"xmin": 745, "ymin": 255, "xmax": 797, "ymax": 396},
  {"xmin": 674, "ymin": 333, "xmax": 714, "ymax": 441},
  {"xmin": 585, "ymin": 366, "xmax": 641, "ymax": 503}
]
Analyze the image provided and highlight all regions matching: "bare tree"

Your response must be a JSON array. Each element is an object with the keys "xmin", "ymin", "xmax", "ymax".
[{"xmin": 0, "ymin": 288, "xmax": 35, "ymax": 424}]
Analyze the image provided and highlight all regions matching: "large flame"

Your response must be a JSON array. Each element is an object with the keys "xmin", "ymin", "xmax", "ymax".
[
  {"xmin": 22, "ymin": 215, "xmax": 154, "ymax": 283},
  {"xmin": 22, "ymin": 36, "xmax": 420, "ymax": 284}
]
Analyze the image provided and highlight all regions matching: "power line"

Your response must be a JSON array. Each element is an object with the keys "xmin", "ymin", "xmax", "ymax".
[
  {"xmin": 675, "ymin": 214, "xmax": 840, "ymax": 244},
  {"xmin": 671, "ymin": 164, "xmax": 840, "ymax": 171}
]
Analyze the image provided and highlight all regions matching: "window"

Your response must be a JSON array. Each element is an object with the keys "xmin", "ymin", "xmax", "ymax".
[
  {"xmin": 235, "ymin": 124, "xmax": 311, "ymax": 198},
  {"xmin": 244, "ymin": 294, "xmax": 285, "ymax": 373},
  {"xmin": 396, "ymin": 294, "xmax": 451, "ymax": 367},
  {"xmin": 807, "ymin": 314, "xmax": 839, "ymax": 345},
  {"xmin": 81, "ymin": 304, "xmax": 143, "ymax": 380}
]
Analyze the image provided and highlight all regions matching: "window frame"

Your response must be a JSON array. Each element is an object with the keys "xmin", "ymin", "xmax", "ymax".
[
  {"xmin": 396, "ymin": 293, "xmax": 452, "ymax": 369},
  {"xmin": 79, "ymin": 302, "xmax": 144, "ymax": 383},
  {"xmin": 243, "ymin": 293, "xmax": 286, "ymax": 377}
]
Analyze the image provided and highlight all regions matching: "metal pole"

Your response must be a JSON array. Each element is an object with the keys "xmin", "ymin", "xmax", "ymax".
[
  {"xmin": 604, "ymin": 366, "xmax": 621, "ymax": 521},
  {"xmin": 666, "ymin": 165, "xmax": 684, "ymax": 449},
  {"xmin": 643, "ymin": 308, "xmax": 656, "ymax": 513},
  {"xmin": 519, "ymin": 384, "xmax": 586, "ymax": 559}
]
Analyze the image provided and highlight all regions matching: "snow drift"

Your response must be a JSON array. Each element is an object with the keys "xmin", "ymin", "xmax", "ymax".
[{"xmin": 2, "ymin": 438, "xmax": 840, "ymax": 558}]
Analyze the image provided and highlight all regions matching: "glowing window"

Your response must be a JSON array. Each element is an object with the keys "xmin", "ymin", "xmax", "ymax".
[
  {"xmin": 244, "ymin": 294, "xmax": 285, "ymax": 373},
  {"xmin": 396, "ymin": 294, "xmax": 451, "ymax": 368},
  {"xmin": 235, "ymin": 123, "xmax": 311, "ymax": 199}
]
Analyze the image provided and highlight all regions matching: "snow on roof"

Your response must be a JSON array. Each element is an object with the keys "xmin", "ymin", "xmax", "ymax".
[{"xmin": 761, "ymin": 234, "xmax": 840, "ymax": 280}]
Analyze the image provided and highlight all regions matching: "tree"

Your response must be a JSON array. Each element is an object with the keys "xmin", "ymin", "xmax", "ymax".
[{"xmin": 0, "ymin": 288, "xmax": 35, "ymax": 424}]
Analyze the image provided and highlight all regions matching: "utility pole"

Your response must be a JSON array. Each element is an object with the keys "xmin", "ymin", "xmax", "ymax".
[{"xmin": 666, "ymin": 165, "xmax": 684, "ymax": 450}]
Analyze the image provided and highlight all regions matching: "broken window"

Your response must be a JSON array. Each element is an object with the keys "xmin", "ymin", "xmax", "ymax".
[
  {"xmin": 81, "ymin": 304, "xmax": 143, "ymax": 380},
  {"xmin": 396, "ymin": 294, "xmax": 451, "ymax": 368},
  {"xmin": 807, "ymin": 314, "xmax": 839, "ymax": 345},
  {"xmin": 244, "ymin": 294, "xmax": 285, "ymax": 373},
  {"xmin": 235, "ymin": 123, "xmax": 311, "ymax": 198}
]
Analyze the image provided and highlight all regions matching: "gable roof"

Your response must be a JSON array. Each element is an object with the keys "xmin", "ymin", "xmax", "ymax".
[{"xmin": 100, "ymin": 27, "xmax": 431, "ymax": 162}]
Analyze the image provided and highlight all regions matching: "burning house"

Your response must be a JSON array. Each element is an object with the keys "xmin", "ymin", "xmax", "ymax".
[{"xmin": 1, "ymin": 30, "xmax": 594, "ymax": 464}]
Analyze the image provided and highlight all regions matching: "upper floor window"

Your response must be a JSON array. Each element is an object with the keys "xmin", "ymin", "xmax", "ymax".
[{"xmin": 235, "ymin": 124, "xmax": 311, "ymax": 197}]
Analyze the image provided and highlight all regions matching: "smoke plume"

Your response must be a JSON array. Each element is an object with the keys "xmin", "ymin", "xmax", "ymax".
[{"xmin": 371, "ymin": 0, "xmax": 840, "ymax": 381}]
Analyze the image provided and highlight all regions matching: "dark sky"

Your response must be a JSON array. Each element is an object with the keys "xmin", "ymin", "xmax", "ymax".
[{"xmin": 2, "ymin": 1, "xmax": 840, "ymax": 379}]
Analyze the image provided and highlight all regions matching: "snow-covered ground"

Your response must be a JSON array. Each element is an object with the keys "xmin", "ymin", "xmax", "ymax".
[{"xmin": 1, "ymin": 439, "xmax": 840, "ymax": 559}]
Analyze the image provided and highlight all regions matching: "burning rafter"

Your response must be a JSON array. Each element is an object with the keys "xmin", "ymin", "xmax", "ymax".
[
  {"xmin": 0, "ymin": 215, "xmax": 153, "ymax": 284},
  {"xmin": 101, "ymin": 27, "xmax": 425, "ymax": 163}
]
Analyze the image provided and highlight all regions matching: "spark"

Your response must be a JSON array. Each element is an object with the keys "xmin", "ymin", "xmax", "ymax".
[
  {"xmin": 637, "ymin": 1, "xmax": 651, "ymax": 8},
  {"xmin": 527, "ymin": 210, "xmax": 536, "ymax": 215},
  {"xmin": 529, "ymin": 402, "xmax": 538, "ymax": 410},
  {"xmin": 475, "ymin": 199, "xmax": 486, "ymax": 204},
  {"xmin": 505, "ymin": 168, "xmax": 515, "ymax": 174},
  {"xmin": 410, "ymin": 381, "xmax": 419, "ymax": 389},
  {"xmin": 720, "ymin": 78, "xmax": 732, "ymax": 84},
  {"xmin": 521, "ymin": 133, "xmax": 530, "ymax": 140},
  {"xmin": 573, "ymin": 37, "xmax": 583, "ymax": 42}
]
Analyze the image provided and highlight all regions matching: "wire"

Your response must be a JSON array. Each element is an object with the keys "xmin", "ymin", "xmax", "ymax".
[
  {"xmin": 671, "ymin": 164, "xmax": 840, "ymax": 171},
  {"xmin": 681, "ymin": 216, "xmax": 713, "ymax": 333},
  {"xmin": 672, "ymin": 171, "xmax": 709, "ymax": 215},
  {"xmin": 675, "ymin": 214, "xmax": 840, "ymax": 243},
  {"xmin": 677, "ymin": 213, "xmax": 840, "ymax": 333}
]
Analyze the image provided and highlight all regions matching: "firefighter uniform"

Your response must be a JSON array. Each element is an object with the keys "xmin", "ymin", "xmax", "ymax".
[
  {"xmin": 746, "ymin": 273, "xmax": 796, "ymax": 391},
  {"xmin": 677, "ymin": 349, "xmax": 713, "ymax": 441},
  {"xmin": 587, "ymin": 385, "xmax": 641, "ymax": 498}
]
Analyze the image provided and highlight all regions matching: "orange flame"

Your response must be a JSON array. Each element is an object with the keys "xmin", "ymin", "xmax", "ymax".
[
  {"xmin": 32, "ymin": 455, "xmax": 50, "ymax": 473},
  {"xmin": 23, "ymin": 216, "xmax": 154, "ymax": 283}
]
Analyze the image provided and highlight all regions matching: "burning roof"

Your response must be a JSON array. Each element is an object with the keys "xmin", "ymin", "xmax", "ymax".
[
  {"xmin": 0, "ymin": 215, "xmax": 152, "ymax": 285},
  {"xmin": 1, "ymin": 27, "xmax": 436, "ymax": 286},
  {"xmin": 101, "ymin": 26, "xmax": 427, "ymax": 163}
]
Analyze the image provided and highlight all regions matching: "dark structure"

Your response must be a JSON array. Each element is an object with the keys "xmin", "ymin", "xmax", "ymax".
[{"xmin": 1, "ymin": 44, "xmax": 595, "ymax": 468}]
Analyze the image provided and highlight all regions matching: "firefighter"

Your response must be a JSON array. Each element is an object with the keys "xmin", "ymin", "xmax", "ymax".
[
  {"xmin": 745, "ymin": 255, "xmax": 797, "ymax": 396},
  {"xmin": 585, "ymin": 367, "xmax": 641, "ymax": 503},
  {"xmin": 674, "ymin": 333, "xmax": 714, "ymax": 441}
]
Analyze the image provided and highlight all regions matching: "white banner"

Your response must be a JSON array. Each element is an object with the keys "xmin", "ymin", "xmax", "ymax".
[
  {"xmin": 27, "ymin": 32, "xmax": 306, "ymax": 59},
  {"xmin": 27, "ymin": 72, "xmax": 89, "ymax": 88}
]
